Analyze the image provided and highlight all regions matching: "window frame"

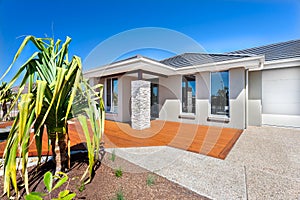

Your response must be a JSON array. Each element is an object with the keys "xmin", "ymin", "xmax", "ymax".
[
  {"xmin": 105, "ymin": 77, "xmax": 119, "ymax": 113},
  {"xmin": 181, "ymin": 74, "xmax": 196, "ymax": 114},
  {"xmin": 209, "ymin": 70, "xmax": 230, "ymax": 118}
]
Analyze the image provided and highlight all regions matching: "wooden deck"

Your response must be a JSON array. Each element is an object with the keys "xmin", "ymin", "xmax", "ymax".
[{"xmin": 0, "ymin": 120, "xmax": 243, "ymax": 159}]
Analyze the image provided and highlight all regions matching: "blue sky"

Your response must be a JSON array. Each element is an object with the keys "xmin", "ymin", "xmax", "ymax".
[{"xmin": 0, "ymin": 0, "xmax": 299, "ymax": 84}]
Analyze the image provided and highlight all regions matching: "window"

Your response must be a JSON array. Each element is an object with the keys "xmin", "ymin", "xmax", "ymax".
[
  {"xmin": 211, "ymin": 71, "xmax": 229, "ymax": 116},
  {"xmin": 182, "ymin": 75, "xmax": 196, "ymax": 113},
  {"xmin": 106, "ymin": 78, "xmax": 118, "ymax": 113}
]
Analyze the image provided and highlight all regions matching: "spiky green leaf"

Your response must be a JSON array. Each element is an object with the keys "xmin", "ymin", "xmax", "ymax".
[
  {"xmin": 25, "ymin": 193, "xmax": 44, "ymax": 200},
  {"xmin": 58, "ymin": 190, "xmax": 70, "ymax": 198},
  {"xmin": 61, "ymin": 193, "xmax": 76, "ymax": 200},
  {"xmin": 53, "ymin": 175, "xmax": 68, "ymax": 191},
  {"xmin": 44, "ymin": 171, "xmax": 53, "ymax": 193}
]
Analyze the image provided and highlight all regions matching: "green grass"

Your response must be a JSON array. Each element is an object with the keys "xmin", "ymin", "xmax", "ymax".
[
  {"xmin": 77, "ymin": 181, "xmax": 85, "ymax": 192},
  {"xmin": 109, "ymin": 149, "xmax": 116, "ymax": 162},
  {"xmin": 114, "ymin": 167, "xmax": 123, "ymax": 178},
  {"xmin": 146, "ymin": 173, "xmax": 156, "ymax": 186},
  {"xmin": 116, "ymin": 189, "xmax": 125, "ymax": 200},
  {"xmin": 112, "ymin": 188, "xmax": 125, "ymax": 200}
]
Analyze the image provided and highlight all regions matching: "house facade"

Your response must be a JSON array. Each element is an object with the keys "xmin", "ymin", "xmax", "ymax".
[{"xmin": 84, "ymin": 39, "xmax": 300, "ymax": 129}]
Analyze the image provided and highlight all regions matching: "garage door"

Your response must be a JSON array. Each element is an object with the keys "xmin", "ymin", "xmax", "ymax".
[{"xmin": 262, "ymin": 67, "xmax": 300, "ymax": 127}]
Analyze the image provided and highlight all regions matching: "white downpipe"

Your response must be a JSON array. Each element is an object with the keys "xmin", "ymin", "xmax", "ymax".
[{"xmin": 245, "ymin": 69, "xmax": 249, "ymax": 129}]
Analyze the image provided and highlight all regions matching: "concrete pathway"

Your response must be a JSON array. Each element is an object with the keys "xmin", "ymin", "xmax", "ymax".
[{"xmin": 105, "ymin": 126, "xmax": 300, "ymax": 200}]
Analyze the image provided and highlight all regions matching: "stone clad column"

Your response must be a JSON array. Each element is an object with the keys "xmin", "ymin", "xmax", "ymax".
[{"xmin": 131, "ymin": 80, "xmax": 151, "ymax": 130}]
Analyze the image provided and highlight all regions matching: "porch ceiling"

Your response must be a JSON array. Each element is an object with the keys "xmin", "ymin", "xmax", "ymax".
[{"xmin": 123, "ymin": 73, "xmax": 159, "ymax": 80}]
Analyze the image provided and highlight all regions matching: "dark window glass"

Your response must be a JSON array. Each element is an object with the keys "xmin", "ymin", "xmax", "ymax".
[
  {"xmin": 211, "ymin": 71, "xmax": 229, "ymax": 116},
  {"xmin": 106, "ymin": 78, "xmax": 111, "ymax": 112},
  {"xmin": 112, "ymin": 78, "xmax": 118, "ymax": 112},
  {"xmin": 106, "ymin": 78, "xmax": 118, "ymax": 113},
  {"xmin": 182, "ymin": 75, "xmax": 196, "ymax": 113},
  {"xmin": 151, "ymin": 82, "xmax": 159, "ymax": 118}
]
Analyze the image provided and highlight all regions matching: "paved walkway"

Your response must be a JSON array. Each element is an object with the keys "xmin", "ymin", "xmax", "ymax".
[{"xmin": 105, "ymin": 126, "xmax": 300, "ymax": 200}]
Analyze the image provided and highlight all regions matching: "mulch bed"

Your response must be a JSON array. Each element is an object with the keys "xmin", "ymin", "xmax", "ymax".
[{"xmin": 0, "ymin": 151, "xmax": 209, "ymax": 200}]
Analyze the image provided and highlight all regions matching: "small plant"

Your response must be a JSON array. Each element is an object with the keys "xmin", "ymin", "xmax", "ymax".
[
  {"xmin": 25, "ymin": 171, "xmax": 76, "ymax": 200},
  {"xmin": 113, "ymin": 188, "xmax": 125, "ymax": 200},
  {"xmin": 77, "ymin": 181, "xmax": 85, "ymax": 192},
  {"xmin": 114, "ymin": 167, "xmax": 123, "ymax": 178},
  {"xmin": 109, "ymin": 149, "xmax": 116, "ymax": 162},
  {"xmin": 72, "ymin": 176, "xmax": 85, "ymax": 192},
  {"xmin": 71, "ymin": 176, "xmax": 85, "ymax": 193},
  {"xmin": 146, "ymin": 173, "xmax": 156, "ymax": 186}
]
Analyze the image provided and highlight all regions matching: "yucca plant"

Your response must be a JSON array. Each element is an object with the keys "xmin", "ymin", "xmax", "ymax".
[
  {"xmin": 0, "ymin": 82, "xmax": 16, "ymax": 121},
  {"xmin": 0, "ymin": 36, "xmax": 105, "ymax": 197},
  {"xmin": 76, "ymin": 80, "xmax": 105, "ymax": 184}
]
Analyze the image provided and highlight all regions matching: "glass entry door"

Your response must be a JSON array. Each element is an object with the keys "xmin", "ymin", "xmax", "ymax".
[{"xmin": 151, "ymin": 82, "xmax": 159, "ymax": 118}]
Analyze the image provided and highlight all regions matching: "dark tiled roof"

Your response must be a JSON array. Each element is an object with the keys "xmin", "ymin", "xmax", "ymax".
[
  {"xmin": 93, "ymin": 39, "xmax": 300, "ymax": 70},
  {"xmin": 160, "ymin": 53, "xmax": 252, "ymax": 68},
  {"xmin": 227, "ymin": 39, "xmax": 300, "ymax": 61}
]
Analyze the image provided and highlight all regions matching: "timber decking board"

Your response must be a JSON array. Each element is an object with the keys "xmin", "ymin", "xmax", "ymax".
[
  {"xmin": 0, "ymin": 120, "xmax": 243, "ymax": 159},
  {"xmin": 103, "ymin": 120, "xmax": 243, "ymax": 159}
]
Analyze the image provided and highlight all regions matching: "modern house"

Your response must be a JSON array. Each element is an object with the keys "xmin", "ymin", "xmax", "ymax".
[{"xmin": 84, "ymin": 39, "xmax": 300, "ymax": 130}]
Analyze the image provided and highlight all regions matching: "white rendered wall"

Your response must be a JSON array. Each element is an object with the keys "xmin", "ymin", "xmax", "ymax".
[
  {"xmin": 158, "ymin": 75, "xmax": 182, "ymax": 122},
  {"xmin": 120, "ymin": 76, "xmax": 137, "ymax": 122},
  {"xmin": 248, "ymin": 71, "xmax": 262, "ymax": 126},
  {"xmin": 228, "ymin": 68, "xmax": 246, "ymax": 129}
]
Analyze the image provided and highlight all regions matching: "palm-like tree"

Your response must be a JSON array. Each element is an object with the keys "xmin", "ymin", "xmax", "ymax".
[
  {"xmin": 1, "ymin": 36, "xmax": 104, "ymax": 197},
  {"xmin": 0, "ymin": 82, "xmax": 16, "ymax": 121},
  {"xmin": 217, "ymin": 87, "xmax": 228, "ymax": 106}
]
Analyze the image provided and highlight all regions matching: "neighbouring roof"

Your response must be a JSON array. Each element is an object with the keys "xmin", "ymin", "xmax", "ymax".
[
  {"xmin": 160, "ymin": 53, "xmax": 253, "ymax": 68},
  {"xmin": 11, "ymin": 84, "xmax": 30, "ymax": 94},
  {"xmin": 227, "ymin": 39, "xmax": 300, "ymax": 61}
]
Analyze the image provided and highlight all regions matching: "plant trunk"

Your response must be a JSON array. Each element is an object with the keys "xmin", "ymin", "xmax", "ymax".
[{"xmin": 51, "ymin": 132, "xmax": 68, "ymax": 172}]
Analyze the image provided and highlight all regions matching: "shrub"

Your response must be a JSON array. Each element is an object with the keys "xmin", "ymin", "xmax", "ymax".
[
  {"xmin": 146, "ymin": 174, "xmax": 156, "ymax": 186},
  {"xmin": 114, "ymin": 167, "xmax": 123, "ymax": 178},
  {"xmin": 25, "ymin": 171, "xmax": 76, "ymax": 200},
  {"xmin": 77, "ymin": 181, "xmax": 85, "ymax": 192},
  {"xmin": 113, "ymin": 189, "xmax": 125, "ymax": 200}
]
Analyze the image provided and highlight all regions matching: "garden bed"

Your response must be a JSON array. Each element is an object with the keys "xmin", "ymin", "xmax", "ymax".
[{"xmin": 0, "ymin": 151, "xmax": 209, "ymax": 200}]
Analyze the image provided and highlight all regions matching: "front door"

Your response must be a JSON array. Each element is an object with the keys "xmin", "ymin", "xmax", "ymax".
[{"xmin": 151, "ymin": 83, "xmax": 159, "ymax": 118}]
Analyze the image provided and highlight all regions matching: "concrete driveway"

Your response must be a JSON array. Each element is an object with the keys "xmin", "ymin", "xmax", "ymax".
[{"xmin": 105, "ymin": 126, "xmax": 300, "ymax": 199}]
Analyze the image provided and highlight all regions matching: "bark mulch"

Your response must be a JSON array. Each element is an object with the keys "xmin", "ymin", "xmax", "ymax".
[{"xmin": 0, "ymin": 151, "xmax": 209, "ymax": 200}]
